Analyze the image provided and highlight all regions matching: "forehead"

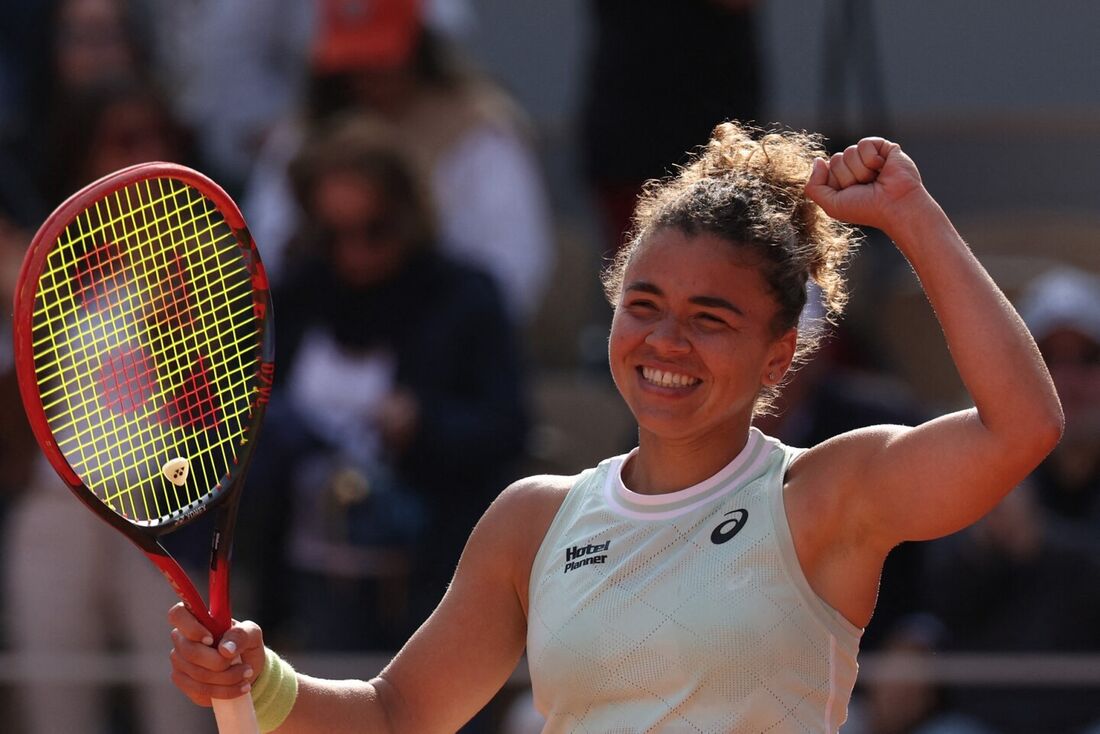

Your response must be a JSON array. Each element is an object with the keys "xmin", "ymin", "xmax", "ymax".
[
  {"xmin": 625, "ymin": 229, "xmax": 771, "ymax": 298},
  {"xmin": 314, "ymin": 171, "xmax": 384, "ymax": 210}
]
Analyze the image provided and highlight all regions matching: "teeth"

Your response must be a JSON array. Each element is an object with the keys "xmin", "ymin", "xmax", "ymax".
[{"xmin": 642, "ymin": 367, "xmax": 699, "ymax": 388}]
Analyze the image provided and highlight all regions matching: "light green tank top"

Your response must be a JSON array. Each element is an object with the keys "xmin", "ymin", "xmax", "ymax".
[{"xmin": 527, "ymin": 428, "xmax": 862, "ymax": 733}]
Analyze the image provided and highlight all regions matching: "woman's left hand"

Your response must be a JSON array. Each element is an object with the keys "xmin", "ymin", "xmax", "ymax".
[{"xmin": 804, "ymin": 137, "xmax": 929, "ymax": 234}]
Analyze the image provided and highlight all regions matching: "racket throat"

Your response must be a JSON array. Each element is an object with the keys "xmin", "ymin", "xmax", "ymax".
[{"xmin": 147, "ymin": 551, "xmax": 226, "ymax": 637}]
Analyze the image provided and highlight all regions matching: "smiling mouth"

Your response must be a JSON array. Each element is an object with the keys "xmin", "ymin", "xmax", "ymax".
[{"xmin": 640, "ymin": 366, "xmax": 701, "ymax": 388}]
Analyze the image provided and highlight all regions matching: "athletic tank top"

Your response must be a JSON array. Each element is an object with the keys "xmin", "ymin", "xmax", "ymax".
[{"xmin": 526, "ymin": 428, "xmax": 862, "ymax": 733}]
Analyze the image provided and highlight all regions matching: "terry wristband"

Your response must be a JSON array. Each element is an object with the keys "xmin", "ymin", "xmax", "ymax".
[{"xmin": 250, "ymin": 646, "xmax": 299, "ymax": 732}]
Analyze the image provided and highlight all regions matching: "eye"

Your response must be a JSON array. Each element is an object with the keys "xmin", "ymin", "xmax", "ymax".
[
  {"xmin": 624, "ymin": 298, "xmax": 658, "ymax": 313},
  {"xmin": 694, "ymin": 312, "xmax": 729, "ymax": 328}
]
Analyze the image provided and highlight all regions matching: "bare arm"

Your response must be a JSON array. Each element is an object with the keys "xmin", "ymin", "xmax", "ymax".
[
  {"xmin": 803, "ymin": 140, "xmax": 1063, "ymax": 552},
  {"xmin": 170, "ymin": 477, "xmax": 566, "ymax": 732}
]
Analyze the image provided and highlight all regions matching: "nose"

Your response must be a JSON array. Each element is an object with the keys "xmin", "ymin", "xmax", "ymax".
[{"xmin": 645, "ymin": 315, "xmax": 691, "ymax": 354}]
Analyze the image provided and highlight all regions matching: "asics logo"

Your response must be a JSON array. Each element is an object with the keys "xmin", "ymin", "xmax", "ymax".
[{"xmin": 710, "ymin": 509, "xmax": 748, "ymax": 544}]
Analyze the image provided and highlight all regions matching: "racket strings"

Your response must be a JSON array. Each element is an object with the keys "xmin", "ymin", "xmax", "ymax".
[
  {"xmin": 39, "ymin": 183, "xmax": 235, "ymax": 500},
  {"xmin": 30, "ymin": 177, "xmax": 261, "ymax": 523},
  {"xmin": 34, "ymin": 185, "xmax": 245, "ymax": 402},
  {"xmin": 37, "ymin": 182, "xmax": 215, "ymax": 518},
  {"xmin": 115, "ymin": 180, "xmax": 252, "ymax": 515},
  {"xmin": 71, "ymin": 180, "xmax": 253, "ymax": 518}
]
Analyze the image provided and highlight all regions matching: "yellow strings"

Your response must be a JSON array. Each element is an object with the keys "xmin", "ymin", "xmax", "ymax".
[{"xmin": 31, "ymin": 178, "xmax": 260, "ymax": 522}]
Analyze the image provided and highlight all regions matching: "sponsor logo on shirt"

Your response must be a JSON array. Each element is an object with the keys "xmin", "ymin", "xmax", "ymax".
[
  {"xmin": 563, "ymin": 540, "xmax": 610, "ymax": 573},
  {"xmin": 710, "ymin": 509, "xmax": 749, "ymax": 544}
]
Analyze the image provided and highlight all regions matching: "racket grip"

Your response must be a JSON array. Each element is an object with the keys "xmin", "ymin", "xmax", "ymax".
[{"xmin": 213, "ymin": 656, "xmax": 260, "ymax": 734}]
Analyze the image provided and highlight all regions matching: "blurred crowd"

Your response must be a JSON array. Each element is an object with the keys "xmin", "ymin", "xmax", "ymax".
[{"xmin": 1, "ymin": 1, "xmax": 1098, "ymax": 733}]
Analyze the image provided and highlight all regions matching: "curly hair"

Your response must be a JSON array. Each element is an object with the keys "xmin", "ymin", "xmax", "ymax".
[{"xmin": 600, "ymin": 120, "xmax": 861, "ymax": 416}]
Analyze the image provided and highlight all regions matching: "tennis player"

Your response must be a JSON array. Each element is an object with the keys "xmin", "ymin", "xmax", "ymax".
[{"xmin": 168, "ymin": 123, "xmax": 1063, "ymax": 733}]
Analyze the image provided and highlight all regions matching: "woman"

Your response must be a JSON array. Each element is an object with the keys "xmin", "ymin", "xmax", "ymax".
[{"xmin": 168, "ymin": 122, "xmax": 1062, "ymax": 732}]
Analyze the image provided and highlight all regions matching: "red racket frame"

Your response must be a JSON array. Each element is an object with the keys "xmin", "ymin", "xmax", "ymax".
[{"xmin": 12, "ymin": 162, "xmax": 274, "ymax": 639}]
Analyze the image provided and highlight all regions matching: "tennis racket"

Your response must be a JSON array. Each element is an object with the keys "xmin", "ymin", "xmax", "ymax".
[{"xmin": 12, "ymin": 162, "xmax": 273, "ymax": 734}]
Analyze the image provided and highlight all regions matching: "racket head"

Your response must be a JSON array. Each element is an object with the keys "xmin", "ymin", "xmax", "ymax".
[{"xmin": 13, "ymin": 162, "xmax": 274, "ymax": 550}]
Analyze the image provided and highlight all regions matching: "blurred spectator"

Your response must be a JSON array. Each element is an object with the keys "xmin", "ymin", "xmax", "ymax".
[
  {"xmin": 842, "ymin": 614, "xmax": 993, "ymax": 734},
  {"xmin": 51, "ymin": 0, "xmax": 144, "ymax": 90},
  {"xmin": 921, "ymin": 481, "xmax": 1100, "ymax": 734},
  {"xmin": 1, "ymin": 78, "xmax": 213, "ymax": 734},
  {"xmin": 243, "ymin": 0, "xmax": 554, "ymax": 324},
  {"xmin": 135, "ymin": 0, "xmax": 316, "ymax": 193},
  {"xmin": 1, "ymin": 0, "xmax": 149, "ymax": 227},
  {"xmin": 1018, "ymin": 267, "xmax": 1100, "ymax": 552},
  {"xmin": 43, "ymin": 76, "xmax": 192, "ymax": 204},
  {"xmin": 580, "ymin": 0, "xmax": 762, "ymax": 256},
  {"xmin": 244, "ymin": 116, "xmax": 528, "ymax": 650}
]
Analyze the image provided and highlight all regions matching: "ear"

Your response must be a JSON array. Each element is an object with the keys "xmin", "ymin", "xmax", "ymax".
[{"xmin": 762, "ymin": 327, "xmax": 797, "ymax": 386}]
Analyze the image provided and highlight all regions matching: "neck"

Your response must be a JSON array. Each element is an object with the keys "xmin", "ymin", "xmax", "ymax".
[{"xmin": 624, "ymin": 428, "xmax": 753, "ymax": 495}]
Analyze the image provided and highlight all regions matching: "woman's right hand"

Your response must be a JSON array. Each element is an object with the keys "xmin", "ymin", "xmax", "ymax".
[{"xmin": 168, "ymin": 602, "xmax": 266, "ymax": 706}]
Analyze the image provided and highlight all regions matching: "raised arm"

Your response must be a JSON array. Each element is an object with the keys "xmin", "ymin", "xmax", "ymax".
[
  {"xmin": 170, "ymin": 477, "xmax": 564, "ymax": 733},
  {"xmin": 801, "ymin": 139, "xmax": 1063, "ymax": 554}
]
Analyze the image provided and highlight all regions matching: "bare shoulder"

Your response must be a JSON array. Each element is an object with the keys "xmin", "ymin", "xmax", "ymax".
[
  {"xmin": 482, "ymin": 473, "xmax": 576, "ymax": 544},
  {"xmin": 468, "ymin": 473, "xmax": 577, "ymax": 613},
  {"xmin": 498, "ymin": 473, "xmax": 575, "ymax": 505},
  {"xmin": 466, "ymin": 473, "xmax": 578, "ymax": 557}
]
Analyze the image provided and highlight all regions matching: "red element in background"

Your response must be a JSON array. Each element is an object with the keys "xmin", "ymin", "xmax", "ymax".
[
  {"xmin": 98, "ymin": 345, "xmax": 158, "ymax": 414},
  {"xmin": 162, "ymin": 354, "xmax": 221, "ymax": 429},
  {"xmin": 73, "ymin": 240, "xmax": 127, "ymax": 311},
  {"xmin": 146, "ymin": 252, "xmax": 195, "ymax": 331}
]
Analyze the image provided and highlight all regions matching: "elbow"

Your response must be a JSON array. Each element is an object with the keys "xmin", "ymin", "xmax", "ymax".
[
  {"xmin": 993, "ymin": 396, "xmax": 1064, "ymax": 467},
  {"xmin": 1031, "ymin": 398, "xmax": 1065, "ymax": 458}
]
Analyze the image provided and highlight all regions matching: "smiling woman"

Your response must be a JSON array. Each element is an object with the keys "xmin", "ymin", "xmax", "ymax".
[
  {"xmin": 167, "ymin": 120, "xmax": 1063, "ymax": 734},
  {"xmin": 602, "ymin": 122, "xmax": 858, "ymax": 418}
]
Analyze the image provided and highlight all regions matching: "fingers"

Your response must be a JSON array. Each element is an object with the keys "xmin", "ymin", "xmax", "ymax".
[
  {"xmin": 856, "ymin": 137, "xmax": 889, "ymax": 171},
  {"xmin": 168, "ymin": 628, "xmax": 256, "ymax": 700},
  {"xmin": 170, "ymin": 640, "xmax": 255, "ymax": 697},
  {"xmin": 814, "ymin": 138, "xmax": 892, "ymax": 191},
  {"xmin": 168, "ymin": 603, "xmax": 266, "ymax": 704},
  {"xmin": 169, "ymin": 629, "xmax": 246, "ymax": 706},
  {"xmin": 168, "ymin": 602, "xmax": 214, "ymax": 646},
  {"xmin": 804, "ymin": 157, "xmax": 836, "ymax": 207},
  {"xmin": 171, "ymin": 628, "xmax": 237, "ymax": 674},
  {"xmin": 218, "ymin": 619, "xmax": 267, "ymax": 674}
]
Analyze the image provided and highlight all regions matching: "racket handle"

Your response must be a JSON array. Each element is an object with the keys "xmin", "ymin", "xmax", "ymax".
[{"xmin": 212, "ymin": 656, "xmax": 260, "ymax": 734}]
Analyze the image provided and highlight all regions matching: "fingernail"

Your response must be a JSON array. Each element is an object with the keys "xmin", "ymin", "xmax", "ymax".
[
  {"xmin": 240, "ymin": 683, "xmax": 252, "ymax": 694},
  {"xmin": 202, "ymin": 635, "xmax": 214, "ymax": 646},
  {"xmin": 242, "ymin": 666, "xmax": 254, "ymax": 680},
  {"xmin": 222, "ymin": 640, "xmax": 237, "ymax": 655}
]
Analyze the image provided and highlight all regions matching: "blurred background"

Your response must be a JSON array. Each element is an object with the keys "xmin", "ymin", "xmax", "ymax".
[{"xmin": 1, "ymin": 1, "xmax": 1099, "ymax": 732}]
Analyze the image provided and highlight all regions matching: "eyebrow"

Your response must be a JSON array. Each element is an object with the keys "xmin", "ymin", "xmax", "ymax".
[{"xmin": 624, "ymin": 281, "xmax": 745, "ymax": 317}]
